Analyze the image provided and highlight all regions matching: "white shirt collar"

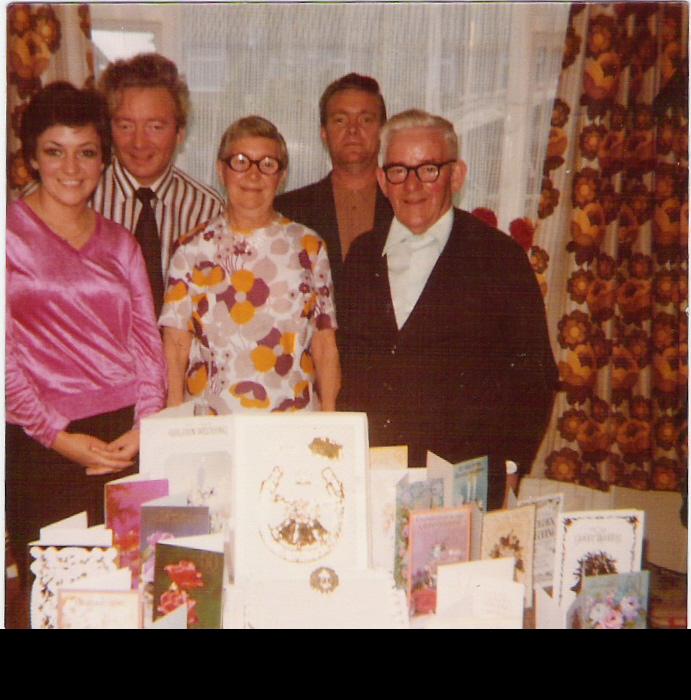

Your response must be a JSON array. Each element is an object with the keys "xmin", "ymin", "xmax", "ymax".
[{"xmin": 382, "ymin": 206, "xmax": 454, "ymax": 256}]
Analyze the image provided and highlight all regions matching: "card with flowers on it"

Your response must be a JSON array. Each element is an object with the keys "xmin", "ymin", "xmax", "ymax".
[
  {"xmin": 104, "ymin": 475, "xmax": 169, "ymax": 585},
  {"xmin": 153, "ymin": 534, "xmax": 225, "ymax": 629},
  {"xmin": 566, "ymin": 570, "xmax": 650, "ymax": 629},
  {"xmin": 552, "ymin": 509, "xmax": 645, "ymax": 609},
  {"xmin": 480, "ymin": 504, "xmax": 536, "ymax": 608},
  {"xmin": 407, "ymin": 506, "xmax": 473, "ymax": 616}
]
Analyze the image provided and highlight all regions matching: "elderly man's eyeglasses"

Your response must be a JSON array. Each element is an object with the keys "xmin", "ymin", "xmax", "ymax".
[
  {"xmin": 382, "ymin": 160, "xmax": 455, "ymax": 184},
  {"xmin": 223, "ymin": 153, "xmax": 282, "ymax": 175}
]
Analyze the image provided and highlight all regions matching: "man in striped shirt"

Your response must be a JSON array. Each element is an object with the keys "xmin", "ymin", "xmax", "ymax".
[{"xmin": 95, "ymin": 53, "xmax": 224, "ymax": 311}]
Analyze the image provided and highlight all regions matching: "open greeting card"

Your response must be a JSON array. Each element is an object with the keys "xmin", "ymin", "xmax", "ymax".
[
  {"xmin": 516, "ymin": 493, "xmax": 563, "ymax": 591},
  {"xmin": 232, "ymin": 413, "xmax": 369, "ymax": 584},
  {"xmin": 140, "ymin": 406, "xmax": 235, "ymax": 537},
  {"xmin": 29, "ymin": 512, "xmax": 118, "ymax": 629}
]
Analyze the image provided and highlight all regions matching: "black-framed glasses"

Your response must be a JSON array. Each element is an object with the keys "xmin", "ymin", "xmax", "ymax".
[
  {"xmin": 382, "ymin": 160, "xmax": 455, "ymax": 184},
  {"xmin": 223, "ymin": 152, "xmax": 282, "ymax": 175}
]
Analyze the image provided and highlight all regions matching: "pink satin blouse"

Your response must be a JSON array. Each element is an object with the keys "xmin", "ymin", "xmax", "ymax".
[{"xmin": 6, "ymin": 200, "xmax": 167, "ymax": 447}]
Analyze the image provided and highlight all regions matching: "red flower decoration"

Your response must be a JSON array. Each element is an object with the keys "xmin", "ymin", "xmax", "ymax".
[
  {"xmin": 157, "ymin": 589, "xmax": 199, "ymax": 627},
  {"xmin": 509, "ymin": 218, "xmax": 534, "ymax": 252},
  {"xmin": 164, "ymin": 560, "xmax": 205, "ymax": 590},
  {"xmin": 470, "ymin": 207, "xmax": 498, "ymax": 229}
]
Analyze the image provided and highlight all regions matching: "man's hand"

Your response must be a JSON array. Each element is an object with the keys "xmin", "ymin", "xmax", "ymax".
[{"xmin": 52, "ymin": 431, "xmax": 135, "ymax": 476}]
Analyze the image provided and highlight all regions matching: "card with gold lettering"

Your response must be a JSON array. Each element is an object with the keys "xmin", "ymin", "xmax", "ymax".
[
  {"xmin": 232, "ymin": 413, "xmax": 369, "ymax": 583},
  {"xmin": 517, "ymin": 493, "xmax": 563, "ymax": 591},
  {"xmin": 552, "ymin": 509, "xmax": 645, "ymax": 609}
]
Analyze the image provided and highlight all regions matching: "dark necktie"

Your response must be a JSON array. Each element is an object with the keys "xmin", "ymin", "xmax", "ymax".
[{"xmin": 134, "ymin": 187, "xmax": 164, "ymax": 317}]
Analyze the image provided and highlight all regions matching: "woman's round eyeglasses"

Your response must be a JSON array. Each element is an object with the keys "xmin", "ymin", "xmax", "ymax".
[
  {"xmin": 382, "ymin": 160, "xmax": 455, "ymax": 184},
  {"xmin": 223, "ymin": 153, "xmax": 282, "ymax": 175}
]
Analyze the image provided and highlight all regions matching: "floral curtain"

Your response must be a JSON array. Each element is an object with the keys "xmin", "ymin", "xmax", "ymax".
[
  {"xmin": 529, "ymin": 3, "xmax": 688, "ymax": 493},
  {"xmin": 7, "ymin": 3, "xmax": 95, "ymax": 199}
]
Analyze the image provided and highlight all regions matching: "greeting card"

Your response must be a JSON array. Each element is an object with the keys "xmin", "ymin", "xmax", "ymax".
[
  {"xmin": 480, "ymin": 504, "xmax": 536, "ymax": 607},
  {"xmin": 140, "ymin": 495, "xmax": 211, "ymax": 583},
  {"xmin": 427, "ymin": 452, "xmax": 489, "ymax": 511},
  {"xmin": 237, "ymin": 569, "xmax": 409, "ymax": 629},
  {"xmin": 552, "ymin": 509, "xmax": 645, "ymax": 609},
  {"xmin": 517, "ymin": 493, "xmax": 563, "ymax": 590},
  {"xmin": 407, "ymin": 506, "xmax": 473, "ymax": 616},
  {"xmin": 393, "ymin": 472, "xmax": 444, "ymax": 589},
  {"xmin": 140, "ymin": 411, "xmax": 235, "ymax": 536},
  {"xmin": 430, "ymin": 562, "xmax": 524, "ymax": 630},
  {"xmin": 435, "ymin": 557, "xmax": 516, "ymax": 617},
  {"xmin": 232, "ymin": 413, "xmax": 369, "ymax": 585},
  {"xmin": 28, "ymin": 513, "xmax": 118, "ymax": 629},
  {"xmin": 57, "ymin": 587, "xmax": 141, "ymax": 629},
  {"xmin": 153, "ymin": 534, "xmax": 225, "ymax": 629},
  {"xmin": 566, "ymin": 571, "xmax": 650, "ymax": 629},
  {"xmin": 104, "ymin": 475, "xmax": 169, "ymax": 584}
]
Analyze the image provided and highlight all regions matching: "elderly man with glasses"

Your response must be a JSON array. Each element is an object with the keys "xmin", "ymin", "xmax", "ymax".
[{"xmin": 337, "ymin": 109, "xmax": 558, "ymax": 509}]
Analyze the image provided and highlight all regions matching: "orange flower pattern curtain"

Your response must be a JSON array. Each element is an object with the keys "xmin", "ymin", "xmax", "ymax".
[
  {"xmin": 7, "ymin": 3, "xmax": 95, "ymax": 199},
  {"xmin": 532, "ymin": 3, "xmax": 688, "ymax": 493}
]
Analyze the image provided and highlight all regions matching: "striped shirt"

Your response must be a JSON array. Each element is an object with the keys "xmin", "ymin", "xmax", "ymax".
[{"xmin": 92, "ymin": 157, "xmax": 225, "ymax": 276}]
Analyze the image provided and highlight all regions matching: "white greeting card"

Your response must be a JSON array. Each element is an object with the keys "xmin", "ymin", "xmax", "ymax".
[
  {"xmin": 236, "ymin": 569, "xmax": 408, "ymax": 629},
  {"xmin": 35, "ymin": 512, "xmax": 112, "ymax": 547},
  {"xmin": 435, "ymin": 557, "xmax": 516, "ymax": 616},
  {"xmin": 552, "ymin": 509, "xmax": 645, "ymax": 609},
  {"xmin": 140, "ymin": 411, "xmax": 235, "ymax": 536},
  {"xmin": 369, "ymin": 445, "xmax": 408, "ymax": 470},
  {"xmin": 428, "ymin": 557, "xmax": 523, "ymax": 629},
  {"xmin": 232, "ymin": 413, "xmax": 369, "ymax": 584},
  {"xmin": 517, "ymin": 493, "xmax": 564, "ymax": 590},
  {"xmin": 58, "ymin": 568, "xmax": 135, "ymax": 630},
  {"xmin": 369, "ymin": 468, "xmax": 408, "ymax": 572}
]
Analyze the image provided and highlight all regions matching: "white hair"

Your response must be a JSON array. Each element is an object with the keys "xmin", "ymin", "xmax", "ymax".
[{"xmin": 379, "ymin": 109, "xmax": 460, "ymax": 165}]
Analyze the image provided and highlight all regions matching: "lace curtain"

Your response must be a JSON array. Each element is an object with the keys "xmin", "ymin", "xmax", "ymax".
[
  {"xmin": 173, "ymin": 2, "xmax": 568, "ymax": 226},
  {"xmin": 530, "ymin": 3, "xmax": 688, "ymax": 493},
  {"xmin": 7, "ymin": 3, "xmax": 95, "ymax": 199}
]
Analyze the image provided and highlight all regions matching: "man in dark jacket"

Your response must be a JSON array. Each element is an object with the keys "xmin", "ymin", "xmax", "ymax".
[
  {"xmin": 275, "ymin": 73, "xmax": 392, "ymax": 302},
  {"xmin": 337, "ymin": 109, "xmax": 558, "ymax": 509}
]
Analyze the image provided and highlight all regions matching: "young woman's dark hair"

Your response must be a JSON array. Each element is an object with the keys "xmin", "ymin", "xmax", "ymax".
[{"xmin": 20, "ymin": 81, "xmax": 112, "ymax": 179}]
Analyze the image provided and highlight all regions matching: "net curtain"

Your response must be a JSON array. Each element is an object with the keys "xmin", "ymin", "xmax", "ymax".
[{"xmin": 175, "ymin": 2, "xmax": 568, "ymax": 222}]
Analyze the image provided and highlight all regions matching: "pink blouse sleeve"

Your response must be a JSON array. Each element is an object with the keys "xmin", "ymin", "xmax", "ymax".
[
  {"xmin": 125, "ymin": 241, "xmax": 168, "ymax": 426},
  {"xmin": 5, "ymin": 298, "xmax": 69, "ymax": 447}
]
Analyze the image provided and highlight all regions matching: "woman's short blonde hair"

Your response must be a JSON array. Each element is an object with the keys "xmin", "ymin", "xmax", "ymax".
[
  {"xmin": 379, "ymin": 109, "xmax": 460, "ymax": 165},
  {"xmin": 216, "ymin": 115, "xmax": 288, "ymax": 170}
]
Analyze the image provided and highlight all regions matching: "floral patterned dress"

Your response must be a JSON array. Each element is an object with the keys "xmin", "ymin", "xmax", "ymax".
[{"xmin": 160, "ymin": 214, "xmax": 337, "ymax": 414}]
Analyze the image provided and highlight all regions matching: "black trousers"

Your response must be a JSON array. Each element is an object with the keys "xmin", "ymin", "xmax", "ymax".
[{"xmin": 5, "ymin": 406, "xmax": 137, "ymax": 588}]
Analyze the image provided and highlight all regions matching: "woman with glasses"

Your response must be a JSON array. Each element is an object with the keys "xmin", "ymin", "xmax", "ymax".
[{"xmin": 160, "ymin": 115, "xmax": 340, "ymax": 414}]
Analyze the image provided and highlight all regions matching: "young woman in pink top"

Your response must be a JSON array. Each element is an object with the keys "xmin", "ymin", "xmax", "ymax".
[{"xmin": 6, "ymin": 82, "xmax": 167, "ymax": 589}]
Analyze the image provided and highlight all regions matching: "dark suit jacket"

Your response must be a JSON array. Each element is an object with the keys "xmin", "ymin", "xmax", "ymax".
[
  {"xmin": 337, "ymin": 208, "xmax": 558, "ymax": 509},
  {"xmin": 275, "ymin": 173, "xmax": 393, "ymax": 304}
]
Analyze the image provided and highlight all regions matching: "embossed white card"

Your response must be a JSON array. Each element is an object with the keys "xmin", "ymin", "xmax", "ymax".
[{"xmin": 232, "ymin": 413, "xmax": 369, "ymax": 583}]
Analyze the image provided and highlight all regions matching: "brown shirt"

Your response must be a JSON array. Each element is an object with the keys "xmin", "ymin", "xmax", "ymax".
[{"xmin": 332, "ymin": 180, "xmax": 378, "ymax": 259}]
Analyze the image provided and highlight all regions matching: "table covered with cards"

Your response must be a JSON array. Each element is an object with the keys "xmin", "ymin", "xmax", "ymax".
[{"xmin": 28, "ymin": 406, "xmax": 653, "ymax": 630}]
